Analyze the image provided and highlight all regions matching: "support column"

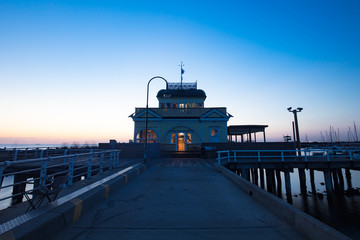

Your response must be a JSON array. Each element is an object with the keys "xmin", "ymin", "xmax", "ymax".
[
  {"xmin": 310, "ymin": 169, "xmax": 316, "ymax": 195},
  {"xmin": 275, "ymin": 170, "xmax": 282, "ymax": 197},
  {"xmin": 298, "ymin": 168, "xmax": 307, "ymax": 195},
  {"xmin": 332, "ymin": 169, "xmax": 340, "ymax": 192},
  {"xmin": 253, "ymin": 168, "xmax": 258, "ymax": 185},
  {"xmin": 337, "ymin": 169, "xmax": 344, "ymax": 192},
  {"xmin": 284, "ymin": 171, "xmax": 292, "ymax": 204},
  {"xmin": 345, "ymin": 169, "xmax": 352, "ymax": 190},
  {"xmin": 263, "ymin": 130, "xmax": 266, "ymax": 142},
  {"xmin": 323, "ymin": 170, "xmax": 334, "ymax": 196},
  {"xmin": 259, "ymin": 168, "xmax": 265, "ymax": 189}
]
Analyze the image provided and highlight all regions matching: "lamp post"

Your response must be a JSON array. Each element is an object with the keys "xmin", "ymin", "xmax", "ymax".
[
  {"xmin": 144, "ymin": 76, "xmax": 168, "ymax": 163},
  {"xmin": 287, "ymin": 107, "xmax": 303, "ymax": 150},
  {"xmin": 287, "ymin": 107, "xmax": 306, "ymax": 195}
]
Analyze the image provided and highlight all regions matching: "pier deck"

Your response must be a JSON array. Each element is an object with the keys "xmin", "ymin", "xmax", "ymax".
[{"xmin": 52, "ymin": 158, "xmax": 305, "ymax": 240}]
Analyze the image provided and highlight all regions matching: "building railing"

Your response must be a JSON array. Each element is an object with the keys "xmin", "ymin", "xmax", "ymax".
[
  {"xmin": 0, "ymin": 150, "xmax": 121, "ymax": 208},
  {"xmin": 217, "ymin": 149, "xmax": 360, "ymax": 165}
]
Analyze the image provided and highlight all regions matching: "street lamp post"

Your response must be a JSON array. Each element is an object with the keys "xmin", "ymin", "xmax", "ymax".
[
  {"xmin": 287, "ymin": 107, "xmax": 303, "ymax": 150},
  {"xmin": 144, "ymin": 76, "xmax": 168, "ymax": 163},
  {"xmin": 287, "ymin": 107, "xmax": 307, "ymax": 195}
]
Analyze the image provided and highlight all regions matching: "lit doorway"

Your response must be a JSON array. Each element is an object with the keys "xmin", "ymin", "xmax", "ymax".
[{"xmin": 177, "ymin": 133, "xmax": 185, "ymax": 151}]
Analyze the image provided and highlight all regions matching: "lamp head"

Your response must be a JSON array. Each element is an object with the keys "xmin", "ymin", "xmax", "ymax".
[
  {"xmin": 297, "ymin": 107, "xmax": 303, "ymax": 112},
  {"xmin": 287, "ymin": 107, "xmax": 292, "ymax": 111}
]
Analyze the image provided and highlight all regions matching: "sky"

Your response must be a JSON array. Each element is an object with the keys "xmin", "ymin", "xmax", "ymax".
[{"xmin": 1, "ymin": 0, "xmax": 360, "ymax": 145}]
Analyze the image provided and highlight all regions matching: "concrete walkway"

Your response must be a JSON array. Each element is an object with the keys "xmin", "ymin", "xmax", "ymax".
[{"xmin": 52, "ymin": 158, "xmax": 306, "ymax": 240}]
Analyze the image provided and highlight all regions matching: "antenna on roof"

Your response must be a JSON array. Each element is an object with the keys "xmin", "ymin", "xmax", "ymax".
[{"xmin": 180, "ymin": 62, "xmax": 185, "ymax": 90}]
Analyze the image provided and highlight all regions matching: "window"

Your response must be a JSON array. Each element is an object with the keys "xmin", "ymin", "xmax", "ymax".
[
  {"xmin": 187, "ymin": 133, "xmax": 192, "ymax": 143},
  {"xmin": 211, "ymin": 129, "xmax": 218, "ymax": 137},
  {"xmin": 172, "ymin": 103, "xmax": 177, "ymax": 108},
  {"xmin": 179, "ymin": 103, "xmax": 184, "ymax": 108},
  {"xmin": 210, "ymin": 128, "xmax": 220, "ymax": 143},
  {"xmin": 192, "ymin": 103, "xmax": 197, "ymax": 108},
  {"xmin": 185, "ymin": 103, "xmax": 191, "ymax": 108},
  {"xmin": 166, "ymin": 103, "xmax": 171, "ymax": 109},
  {"xmin": 198, "ymin": 102, "xmax": 203, "ymax": 108},
  {"xmin": 171, "ymin": 133, "xmax": 176, "ymax": 144},
  {"xmin": 160, "ymin": 103, "xmax": 165, "ymax": 108},
  {"xmin": 136, "ymin": 129, "xmax": 158, "ymax": 143}
]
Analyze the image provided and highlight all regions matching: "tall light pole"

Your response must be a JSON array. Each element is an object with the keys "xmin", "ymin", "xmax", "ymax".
[
  {"xmin": 287, "ymin": 107, "xmax": 306, "ymax": 195},
  {"xmin": 287, "ymin": 107, "xmax": 303, "ymax": 150},
  {"xmin": 144, "ymin": 76, "xmax": 168, "ymax": 163}
]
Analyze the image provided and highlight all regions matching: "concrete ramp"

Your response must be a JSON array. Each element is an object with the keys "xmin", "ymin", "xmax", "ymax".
[{"xmin": 52, "ymin": 158, "xmax": 307, "ymax": 240}]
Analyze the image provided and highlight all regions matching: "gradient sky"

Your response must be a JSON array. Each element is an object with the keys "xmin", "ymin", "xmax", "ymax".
[{"xmin": 1, "ymin": 0, "xmax": 359, "ymax": 145}]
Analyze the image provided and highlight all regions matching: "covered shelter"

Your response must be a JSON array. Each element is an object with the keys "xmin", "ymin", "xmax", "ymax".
[{"xmin": 228, "ymin": 125, "xmax": 268, "ymax": 143}]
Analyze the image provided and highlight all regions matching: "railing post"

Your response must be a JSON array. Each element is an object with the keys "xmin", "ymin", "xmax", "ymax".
[
  {"xmin": 64, "ymin": 149, "xmax": 68, "ymax": 163},
  {"xmin": 40, "ymin": 157, "xmax": 50, "ymax": 186},
  {"xmin": 108, "ymin": 152, "xmax": 113, "ymax": 170},
  {"xmin": 217, "ymin": 151, "xmax": 220, "ymax": 165},
  {"xmin": 112, "ymin": 151, "xmax": 116, "ymax": 169},
  {"xmin": 0, "ymin": 162, "xmax": 10, "ymax": 188},
  {"xmin": 349, "ymin": 151, "xmax": 353, "ymax": 161},
  {"xmin": 100, "ymin": 153, "xmax": 104, "ymax": 174},
  {"xmin": 258, "ymin": 151, "xmax": 261, "ymax": 163},
  {"xmin": 87, "ymin": 153, "xmax": 93, "ymax": 178},
  {"xmin": 281, "ymin": 151, "xmax": 284, "ymax": 162},
  {"xmin": 326, "ymin": 150, "xmax": 330, "ymax": 162},
  {"xmin": 68, "ymin": 155, "xmax": 76, "ymax": 186},
  {"xmin": 227, "ymin": 151, "xmax": 230, "ymax": 163},
  {"xmin": 234, "ymin": 151, "xmax": 237, "ymax": 162},
  {"xmin": 13, "ymin": 149, "xmax": 19, "ymax": 161},
  {"xmin": 117, "ymin": 151, "xmax": 121, "ymax": 167},
  {"xmin": 304, "ymin": 149, "xmax": 308, "ymax": 162},
  {"xmin": 40, "ymin": 149, "xmax": 45, "ymax": 158}
]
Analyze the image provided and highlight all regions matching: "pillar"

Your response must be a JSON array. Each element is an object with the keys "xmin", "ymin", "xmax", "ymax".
[
  {"xmin": 323, "ymin": 170, "xmax": 334, "ymax": 196},
  {"xmin": 284, "ymin": 171, "xmax": 292, "ymax": 204}
]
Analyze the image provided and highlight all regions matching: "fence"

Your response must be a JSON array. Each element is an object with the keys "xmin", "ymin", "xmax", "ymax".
[
  {"xmin": 0, "ymin": 150, "xmax": 121, "ymax": 207},
  {"xmin": 217, "ymin": 149, "xmax": 360, "ymax": 165}
]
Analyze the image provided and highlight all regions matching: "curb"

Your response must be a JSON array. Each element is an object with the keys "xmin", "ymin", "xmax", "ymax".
[
  {"xmin": 216, "ymin": 165, "xmax": 351, "ymax": 240},
  {"xmin": 0, "ymin": 164, "xmax": 147, "ymax": 240}
]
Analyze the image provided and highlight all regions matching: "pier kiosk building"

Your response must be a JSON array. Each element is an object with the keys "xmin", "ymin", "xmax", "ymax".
[{"xmin": 130, "ymin": 82, "xmax": 232, "ymax": 152}]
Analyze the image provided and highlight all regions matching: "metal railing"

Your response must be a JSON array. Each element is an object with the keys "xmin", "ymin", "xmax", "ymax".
[
  {"xmin": 217, "ymin": 149, "xmax": 360, "ymax": 165},
  {"xmin": 0, "ymin": 147, "xmax": 99, "ymax": 162},
  {"xmin": 0, "ymin": 150, "xmax": 121, "ymax": 207}
]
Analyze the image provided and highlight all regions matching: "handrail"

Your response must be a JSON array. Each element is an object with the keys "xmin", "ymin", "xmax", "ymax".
[
  {"xmin": 0, "ymin": 150, "xmax": 121, "ymax": 209},
  {"xmin": 216, "ymin": 148, "xmax": 360, "ymax": 165}
]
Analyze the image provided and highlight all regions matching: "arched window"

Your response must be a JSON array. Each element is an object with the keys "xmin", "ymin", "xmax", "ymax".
[{"xmin": 136, "ymin": 129, "xmax": 158, "ymax": 143}]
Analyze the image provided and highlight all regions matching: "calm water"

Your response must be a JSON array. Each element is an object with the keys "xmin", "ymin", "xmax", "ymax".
[{"xmin": 278, "ymin": 169, "xmax": 360, "ymax": 239}]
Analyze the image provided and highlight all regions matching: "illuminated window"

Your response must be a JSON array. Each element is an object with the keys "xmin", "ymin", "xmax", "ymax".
[
  {"xmin": 210, "ymin": 128, "xmax": 220, "ymax": 143},
  {"xmin": 185, "ymin": 103, "xmax": 191, "ymax": 108},
  {"xmin": 211, "ymin": 129, "xmax": 218, "ymax": 137},
  {"xmin": 187, "ymin": 133, "xmax": 192, "ymax": 143},
  {"xmin": 179, "ymin": 103, "xmax": 184, "ymax": 108},
  {"xmin": 192, "ymin": 103, "xmax": 197, "ymax": 108},
  {"xmin": 136, "ymin": 129, "xmax": 158, "ymax": 143},
  {"xmin": 171, "ymin": 133, "xmax": 176, "ymax": 144}
]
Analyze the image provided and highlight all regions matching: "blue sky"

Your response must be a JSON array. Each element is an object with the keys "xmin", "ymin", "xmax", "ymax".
[{"xmin": 1, "ymin": 0, "xmax": 359, "ymax": 144}]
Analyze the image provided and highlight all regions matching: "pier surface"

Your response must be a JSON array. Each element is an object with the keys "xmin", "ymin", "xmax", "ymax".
[{"xmin": 52, "ymin": 158, "xmax": 305, "ymax": 240}]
